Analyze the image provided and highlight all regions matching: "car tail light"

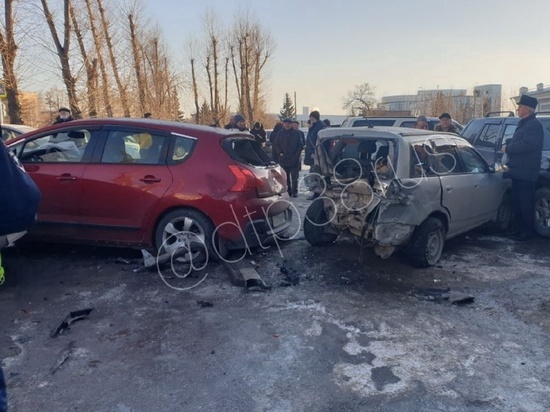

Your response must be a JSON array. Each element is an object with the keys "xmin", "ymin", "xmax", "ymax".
[{"xmin": 228, "ymin": 165, "xmax": 257, "ymax": 192}]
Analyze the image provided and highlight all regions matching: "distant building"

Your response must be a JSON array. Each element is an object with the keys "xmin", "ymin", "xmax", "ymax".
[
  {"xmin": 379, "ymin": 85, "xmax": 502, "ymax": 123},
  {"xmin": 517, "ymin": 83, "xmax": 550, "ymax": 112}
]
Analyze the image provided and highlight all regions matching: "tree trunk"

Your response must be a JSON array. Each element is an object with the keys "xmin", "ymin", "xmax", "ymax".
[
  {"xmin": 96, "ymin": 0, "xmax": 131, "ymax": 117},
  {"xmin": 190, "ymin": 58, "xmax": 200, "ymax": 123},
  {"xmin": 0, "ymin": 0, "xmax": 22, "ymax": 123},
  {"xmin": 128, "ymin": 13, "xmax": 146, "ymax": 116},
  {"xmin": 84, "ymin": 0, "xmax": 112, "ymax": 117},
  {"xmin": 70, "ymin": 1, "xmax": 98, "ymax": 117},
  {"xmin": 40, "ymin": 0, "xmax": 81, "ymax": 119}
]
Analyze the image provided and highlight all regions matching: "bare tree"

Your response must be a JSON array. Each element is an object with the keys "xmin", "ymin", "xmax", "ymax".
[
  {"xmin": 70, "ymin": 0, "xmax": 98, "ymax": 117},
  {"xmin": 84, "ymin": 0, "xmax": 111, "ymax": 116},
  {"xmin": 343, "ymin": 83, "xmax": 377, "ymax": 116},
  {"xmin": 229, "ymin": 10, "xmax": 275, "ymax": 126},
  {"xmin": 96, "ymin": 0, "xmax": 130, "ymax": 117},
  {"xmin": 184, "ymin": 35, "xmax": 201, "ymax": 123},
  {"xmin": 0, "ymin": 0, "xmax": 23, "ymax": 123},
  {"xmin": 128, "ymin": 12, "xmax": 146, "ymax": 116},
  {"xmin": 40, "ymin": 0, "xmax": 82, "ymax": 119}
]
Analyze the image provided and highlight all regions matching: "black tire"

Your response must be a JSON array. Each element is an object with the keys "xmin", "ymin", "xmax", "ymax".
[
  {"xmin": 304, "ymin": 198, "xmax": 337, "ymax": 246},
  {"xmin": 534, "ymin": 186, "xmax": 550, "ymax": 238},
  {"xmin": 154, "ymin": 209, "xmax": 219, "ymax": 263},
  {"xmin": 493, "ymin": 192, "xmax": 512, "ymax": 232},
  {"xmin": 407, "ymin": 217, "xmax": 445, "ymax": 268}
]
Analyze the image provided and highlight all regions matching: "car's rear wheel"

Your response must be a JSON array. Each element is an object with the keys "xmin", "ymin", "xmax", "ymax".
[
  {"xmin": 493, "ymin": 192, "xmax": 512, "ymax": 231},
  {"xmin": 304, "ymin": 198, "xmax": 337, "ymax": 246},
  {"xmin": 154, "ymin": 209, "xmax": 218, "ymax": 264},
  {"xmin": 534, "ymin": 186, "xmax": 550, "ymax": 237},
  {"xmin": 407, "ymin": 217, "xmax": 445, "ymax": 268}
]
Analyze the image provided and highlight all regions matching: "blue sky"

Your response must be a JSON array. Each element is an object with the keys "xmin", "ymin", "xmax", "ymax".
[{"xmin": 148, "ymin": 0, "xmax": 550, "ymax": 115}]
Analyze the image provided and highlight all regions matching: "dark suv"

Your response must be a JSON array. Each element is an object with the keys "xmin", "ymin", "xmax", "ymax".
[{"xmin": 461, "ymin": 112, "xmax": 550, "ymax": 237}]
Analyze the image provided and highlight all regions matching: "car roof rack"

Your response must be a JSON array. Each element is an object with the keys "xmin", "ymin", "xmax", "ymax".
[{"xmin": 484, "ymin": 111, "xmax": 515, "ymax": 117}]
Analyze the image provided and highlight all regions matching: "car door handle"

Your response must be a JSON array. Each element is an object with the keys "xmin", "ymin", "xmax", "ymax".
[
  {"xmin": 140, "ymin": 175, "xmax": 161, "ymax": 183},
  {"xmin": 445, "ymin": 185, "xmax": 452, "ymax": 192},
  {"xmin": 56, "ymin": 173, "xmax": 77, "ymax": 181},
  {"xmin": 474, "ymin": 183, "xmax": 480, "ymax": 189}
]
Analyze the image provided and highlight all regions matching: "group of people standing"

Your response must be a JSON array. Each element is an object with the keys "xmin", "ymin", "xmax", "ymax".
[{"xmin": 224, "ymin": 110, "xmax": 327, "ymax": 198}]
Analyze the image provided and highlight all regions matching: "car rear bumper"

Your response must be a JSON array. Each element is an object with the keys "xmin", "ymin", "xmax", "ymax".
[{"xmin": 224, "ymin": 208, "xmax": 292, "ymax": 250}]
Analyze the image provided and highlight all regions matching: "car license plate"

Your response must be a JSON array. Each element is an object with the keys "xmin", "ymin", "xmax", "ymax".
[{"xmin": 271, "ymin": 212, "xmax": 286, "ymax": 227}]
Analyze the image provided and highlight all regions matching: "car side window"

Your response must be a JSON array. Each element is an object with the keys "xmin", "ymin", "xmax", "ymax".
[
  {"xmin": 171, "ymin": 135, "xmax": 196, "ymax": 163},
  {"xmin": 456, "ymin": 146, "xmax": 489, "ymax": 174},
  {"xmin": 102, "ymin": 131, "xmax": 166, "ymax": 164},
  {"xmin": 502, "ymin": 124, "xmax": 517, "ymax": 144},
  {"xmin": 474, "ymin": 124, "xmax": 500, "ymax": 148},
  {"xmin": 461, "ymin": 120, "xmax": 486, "ymax": 143},
  {"xmin": 19, "ymin": 129, "xmax": 92, "ymax": 163},
  {"xmin": 431, "ymin": 145, "xmax": 464, "ymax": 175},
  {"xmin": 400, "ymin": 121, "xmax": 416, "ymax": 128}
]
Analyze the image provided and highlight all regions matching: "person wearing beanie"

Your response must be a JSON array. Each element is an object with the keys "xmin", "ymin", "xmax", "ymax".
[
  {"xmin": 224, "ymin": 114, "xmax": 248, "ymax": 131},
  {"xmin": 53, "ymin": 107, "xmax": 74, "ymax": 124},
  {"xmin": 501, "ymin": 94, "xmax": 543, "ymax": 241},
  {"xmin": 434, "ymin": 112, "xmax": 459, "ymax": 134},
  {"xmin": 414, "ymin": 115, "xmax": 428, "ymax": 130}
]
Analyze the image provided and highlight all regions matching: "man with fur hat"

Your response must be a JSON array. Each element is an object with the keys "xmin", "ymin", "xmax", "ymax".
[
  {"xmin": 501, "ymin": 94, "xmax": 543, "ymax": 241},
  {"xmin": 273, "ymin": 118, "xmax": 303, "ymax": 197}
]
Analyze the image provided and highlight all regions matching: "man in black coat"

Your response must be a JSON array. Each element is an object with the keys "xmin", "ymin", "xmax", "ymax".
[
  {"xmin": 273, "ymin": 118, "xmax": 303, "ymax": 197},
  {"xmin": 502, "ymin": 94, "xmax": 544, "ymax": 240}
]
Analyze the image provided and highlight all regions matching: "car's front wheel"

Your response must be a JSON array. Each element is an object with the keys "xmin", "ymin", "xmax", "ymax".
[
  {"xmin": 534, "ymin": 186, "xmax": 550, "ymax": 237},
  {"xmin": 304, "ymin": 199, "xmax": 338, "ymax": 246},
  {"xmin": 154, "ymin": 209, "xmax": 218, "ymax": 264},
  {"xmin": 407, "ymin": 217, "xmax": 445, "ymax": 268}
]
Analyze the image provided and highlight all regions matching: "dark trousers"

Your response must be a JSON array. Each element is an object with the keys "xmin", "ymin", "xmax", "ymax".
[
  {"xmin": 510, "ymin": 178, "xmax": 537, "ymax": 236},
  {"xmin": 282, "ymin": 165, "xmax": 300, "ymax": 195}
]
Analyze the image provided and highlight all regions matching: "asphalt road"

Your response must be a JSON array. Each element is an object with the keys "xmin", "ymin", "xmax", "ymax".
[{"xmin": 1, "ymin": 177, "xmax": 550, "ymax": 412}]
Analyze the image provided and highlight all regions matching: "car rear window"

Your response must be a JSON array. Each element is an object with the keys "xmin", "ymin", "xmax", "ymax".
[
  {"xmin": 354, "ymin": 119, "xmax": 395, "ymax": 127},
  {"xmin": 223, "ymin": 138, "xmax": 274, "ymax": 166}
]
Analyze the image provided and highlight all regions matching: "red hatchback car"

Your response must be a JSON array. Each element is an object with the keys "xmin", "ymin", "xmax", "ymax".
[{"xmin": 7, "ymin": 118, "xmax": 292, "ymax": 260}]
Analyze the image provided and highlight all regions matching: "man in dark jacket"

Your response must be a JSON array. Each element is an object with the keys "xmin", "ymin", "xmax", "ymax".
[
  {"xmin": 304, "ymin": 110, "xmax": 326, "ymax": 167},
  {"xmin": 273, "ymin": 118, "xmax": 303, "ymax": 197},
  {"xmin": 304, "ymin": 111, "xmax": 326, "ymax": 199},
  {"xmin": 434, "ymin": 112, "xmax": 459, "ymax": 134},
  {"xmin": 502, "ymin": 94, "xmax": 543, "ymax": 241},
  {"xmin": 52, "ymin": 107, "xmax": 74, "ymax": 124}
]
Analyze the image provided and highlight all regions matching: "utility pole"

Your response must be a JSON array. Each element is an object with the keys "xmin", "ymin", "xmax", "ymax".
[{"xmin": 294, "ymin": 91, "xmax": 297, "ymax": 119}]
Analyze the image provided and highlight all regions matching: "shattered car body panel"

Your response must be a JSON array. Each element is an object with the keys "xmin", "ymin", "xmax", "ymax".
[{"xmin": 304, "ymin": 127, "xmax": 511, "ymax": 265}]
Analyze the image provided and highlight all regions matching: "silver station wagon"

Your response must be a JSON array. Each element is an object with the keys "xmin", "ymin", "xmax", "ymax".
[{"xmin": 303, "ymin": 127, "xmax": 511, "ymax": 267}]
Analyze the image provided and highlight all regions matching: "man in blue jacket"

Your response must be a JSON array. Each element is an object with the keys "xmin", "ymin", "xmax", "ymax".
[{"xmin": 502, "ymin": 94, "xmax": 544, "ymax": 241}]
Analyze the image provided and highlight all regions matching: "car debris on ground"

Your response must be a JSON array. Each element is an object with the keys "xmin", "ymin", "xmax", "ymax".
[{"xmin": 51, "ymin": 308, "xmax": 94, "ymax": 338}]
